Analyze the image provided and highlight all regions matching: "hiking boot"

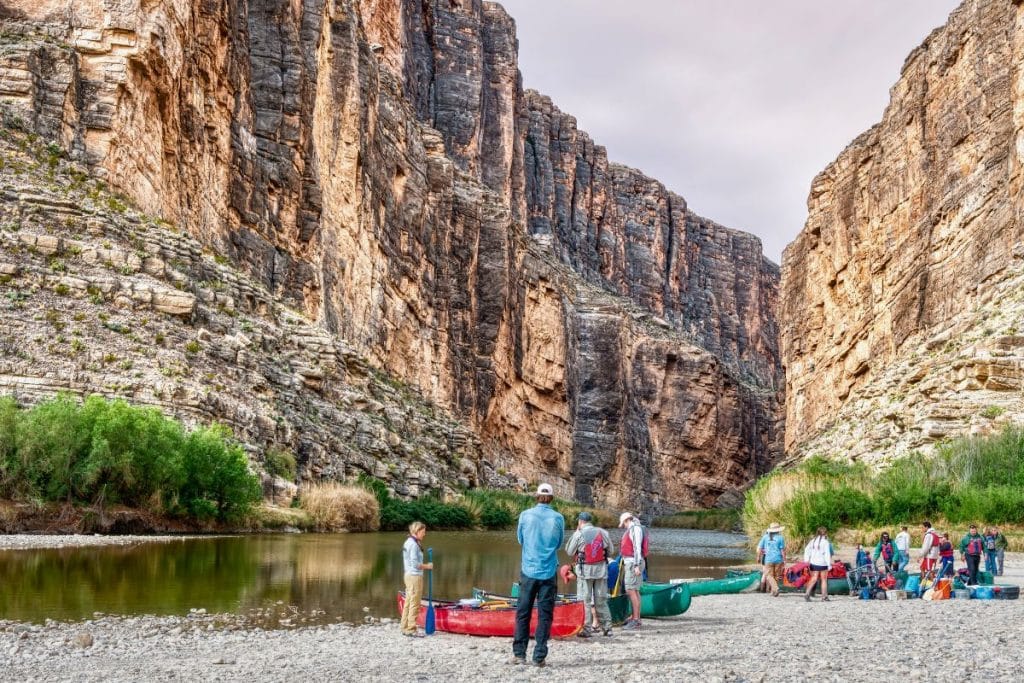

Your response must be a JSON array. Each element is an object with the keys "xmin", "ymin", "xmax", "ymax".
[
  {"xmin": 509, "ymin": 656, "xmax": 526, "ymax": 666},
  {"xmin": 623, "ymin": 620, "xmax": 641, "ymax": 631},
  {"xmin": 821, "ymin": 597, "xmax": 830, "ymax": 602},
  {"xmin": 602, "ymin": 628, "xmax": 613, "ymax": 637},
  {"xmin": 533, "ymin": 659, "xmax": 546, "ymax": 668},
  {"xmin": 577, "ymin": 627, "xmax": 593, "ymax": 638}
]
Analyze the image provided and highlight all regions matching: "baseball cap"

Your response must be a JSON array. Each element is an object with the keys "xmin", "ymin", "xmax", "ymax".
[
  {"xmin": 618, "ymin": 512, "xmax": 634, "ymax": 527},
  {"xmin": 577, "ymin": 511, "xmax": 592, "ymax": 522},
  {"xmin": 534, "ymin": 483, "xmax": 553, "ymax": 496}
]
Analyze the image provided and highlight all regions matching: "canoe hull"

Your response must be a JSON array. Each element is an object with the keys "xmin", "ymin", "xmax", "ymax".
[
  {"xmin": 396, "ymin": 593, "xmax": 585, "ymax": 638},
  {"xmin": 684, "ymin": 571, "xmax": 761, "ymax": 596},
  {"xmin": 608, "ymin": 583, "xmax": 692, "ymax": 624}
]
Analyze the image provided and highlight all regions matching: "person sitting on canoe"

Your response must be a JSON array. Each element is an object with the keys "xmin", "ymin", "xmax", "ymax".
[
  {"xmin": 511, "ymin": 483, "xmax": 564, "ymax": 668},
  {"xmin": 619, "ymin": 512, "xmax": 648, "ymax": 630},
  {"xmin": 400, "ymin": 521, "xmax": 433, "ymax": 637},
  {"xmin": 757, "ymin": 523, "xmax": 785, "ymax": 597},
  {"xmin": 565, "ymin": 511, "xmax": 614, "ymax": 637}
]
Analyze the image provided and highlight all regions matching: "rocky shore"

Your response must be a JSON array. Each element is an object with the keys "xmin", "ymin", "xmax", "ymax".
[{"xmin": 1, "ymin": 544, "xmax": 1019, "ymax": 682}]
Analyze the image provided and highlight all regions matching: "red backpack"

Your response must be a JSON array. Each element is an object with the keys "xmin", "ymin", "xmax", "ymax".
[{"xmin": 578, "ymin": 527, "xmax": 608, "ymax": 565}]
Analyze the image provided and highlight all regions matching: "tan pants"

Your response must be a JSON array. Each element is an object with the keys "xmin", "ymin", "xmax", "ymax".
[{"xmin": 401, "ymin": 573, "xmax": 424, "ymax": 633}]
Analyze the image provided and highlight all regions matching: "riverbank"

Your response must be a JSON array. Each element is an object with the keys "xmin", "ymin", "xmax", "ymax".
[
  {"xmin": 0, "ymin": 534, "xmax": 207, "ymax": 550},
  {"xmin": 3, "ymin": 554, "xmax": 1020, "ymax": 681}
]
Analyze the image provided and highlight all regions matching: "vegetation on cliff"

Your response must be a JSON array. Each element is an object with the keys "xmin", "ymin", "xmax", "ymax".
[
  {"xmin": 0, "ymin": 394, "xmax": 261, "ymax": 522},
  {"xmin": 745, "ymin": 425, "xmax": 1024, "ymax": 544}
]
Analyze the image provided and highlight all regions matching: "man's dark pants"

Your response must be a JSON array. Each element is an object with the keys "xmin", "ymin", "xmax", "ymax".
[
  {"xmin": 966, "ymin": 553, "xmax": 981, "ymax": 585},
  {"xmin": 512, "ymin": 573, "xmax": 556, "ymax": 663}
]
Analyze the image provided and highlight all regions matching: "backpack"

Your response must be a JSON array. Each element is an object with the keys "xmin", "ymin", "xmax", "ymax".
[
  {"xmin": 577, "ymin": 527, "xmax": 608, "ymax": 565},
  {"xmin": 967, "ymin": 537, "xmax": 983, "ymax": 555},
  {"xmin": 784, "ymin": 562, "xmax": 811, "ymax": 588}
]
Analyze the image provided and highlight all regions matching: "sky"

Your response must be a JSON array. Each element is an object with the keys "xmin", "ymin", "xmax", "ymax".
[{"xmin": 497, "ymin": 0, "xmax": 962, "ymax": 264}]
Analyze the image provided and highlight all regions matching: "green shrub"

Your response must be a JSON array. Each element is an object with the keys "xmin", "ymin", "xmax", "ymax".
[
  {"xmin": 0, "ymin": 394, "xmax": 261, "ymax": 523},
  {"xmin": 264, "ymin": 446, "xmax": 297, "ymax": 481}
]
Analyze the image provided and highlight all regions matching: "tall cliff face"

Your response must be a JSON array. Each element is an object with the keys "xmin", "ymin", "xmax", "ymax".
[
  {"xmin": 783, "ymin": 0, "xmax": 1024, "ymax": 462},
  {"xmin": 0, "ymin": 0, "xmax": 782, "ymax": 511}
]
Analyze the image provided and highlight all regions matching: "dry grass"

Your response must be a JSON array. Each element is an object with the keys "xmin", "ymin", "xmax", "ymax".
[{"xmin": 299, "ymin": 482, "xmax": 380, "ymax": 532}]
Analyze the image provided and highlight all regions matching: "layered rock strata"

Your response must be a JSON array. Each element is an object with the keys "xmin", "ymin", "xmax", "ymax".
[
  {"xmin": 0, "ymin": 0, "xmax": 782, "ymax": 510},
  {"xmin": 782, "ymin": 0, "xmax": 1024, "ymax": 462}
]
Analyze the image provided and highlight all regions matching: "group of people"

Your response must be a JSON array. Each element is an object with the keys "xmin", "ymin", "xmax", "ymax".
[
  {"xmin": 756, "ymin": 520, "xmax": 1010, "ymax": 603},
  {"xmin": 512, "ymin": 483, "xmax": 648, "ymax": 666},
  {"xmin": 918, "ymin": 521, "xmax": 1008, "ymax": 584},
  {"xmin": 398, "ymin": 483, "xmax": 649, "ymax": 667}
]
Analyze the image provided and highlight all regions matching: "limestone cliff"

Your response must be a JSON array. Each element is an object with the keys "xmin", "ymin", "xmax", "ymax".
[
  {"xmin": 782, "ymin": 0, "xmax": 1024, "ymax": 463},
  {"xmin": 0, "ymin": 0, "xmax": 782, "ymax": 511}
]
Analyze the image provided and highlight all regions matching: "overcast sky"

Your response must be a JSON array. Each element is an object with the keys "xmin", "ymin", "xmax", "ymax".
[{"xmin": 497, "ymin": 0, "xmax": 961, "ymax": 264}]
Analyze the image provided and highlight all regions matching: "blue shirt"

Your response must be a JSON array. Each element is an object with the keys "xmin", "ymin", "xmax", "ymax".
[
  {"xmin": 758, "ymin": 533, "xmax": 785, "ymax": 564},
  {"xmin": 517, "ymin": 504, "xmax": 565, "ymax": 579}
]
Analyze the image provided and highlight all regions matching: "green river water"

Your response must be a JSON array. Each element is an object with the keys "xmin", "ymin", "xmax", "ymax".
[{"xmin": 0, "ymin": 528, "xmax": 749, "ymax": 628}]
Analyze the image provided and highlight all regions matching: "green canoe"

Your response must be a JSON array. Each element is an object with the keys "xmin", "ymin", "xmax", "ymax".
[
  {"xmin": 607, "ymin": 582, "xmax": 692, "ymax": 624},
  {"xmin": 680, "ymin": 571, "xmax": 761, "ymax": 596},
  {"xmin": 505, "ymin": 582, "xmax": 692, "ymax": 623}
]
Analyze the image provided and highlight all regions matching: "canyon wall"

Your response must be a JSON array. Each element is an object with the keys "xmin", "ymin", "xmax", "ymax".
[
  {"xmin": 0, "ymin": 0, "xmax": 782, "ymax": 511},
  {"xmin": 782, "ymin": 0, "xmax": 1024, "ymax": 463}
]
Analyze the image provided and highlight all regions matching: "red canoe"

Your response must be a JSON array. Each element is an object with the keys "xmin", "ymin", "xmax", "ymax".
[{"xmin": 396, "ymin": 593, "xmax": 585, "ymax": 638}]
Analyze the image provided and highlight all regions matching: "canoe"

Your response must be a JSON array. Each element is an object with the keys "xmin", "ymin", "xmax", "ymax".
[
  {"xmin": 396, "ymin": 592, "xmax": 585, "ymax": 638},
  {"xmin": 503, "ymin": 582, "xmax": 691, "ymax": 624},
  {"xmin": 681, "ymin": 571, "xmax": 761, "ymax": 596},
  {"xmin": 607, "ymin": 583, "xmax": 692, "ymax": 624}
]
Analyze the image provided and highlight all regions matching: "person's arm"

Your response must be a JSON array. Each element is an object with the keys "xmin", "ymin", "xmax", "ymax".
[
  {"xmin": 517, "ymin": 513, "xmax": 525, "ymax": 546},
  {"xmin": 630, "ymin": 526, "xmax": 643, "ymax": 564},
  {"xmin": 872, "ymin": 542, "xmax": 882, "ymax": 561},
  {"xmin": 565, "ymin": 530, "xmax": 580, "ymax": 555},
  {"xmin": 603, "ymin": 529, "xmax": 615, "ymax": 557},
  {"xmin": 959, "ymin": 535, "xmax": 968, "ymax": 555}
]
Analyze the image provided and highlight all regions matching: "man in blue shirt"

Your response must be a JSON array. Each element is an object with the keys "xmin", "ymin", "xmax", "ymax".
[
  {"xmin": 511, "ymin": 483, "xmax": 564, "ymax": 668},
  {"xmin": 757, "ymin": 523, "xmax": 786, "ymax": 597}
]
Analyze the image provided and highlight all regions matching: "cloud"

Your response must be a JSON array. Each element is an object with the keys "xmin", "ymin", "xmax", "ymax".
[{"xmin": 498, "ymin": 0, "xmax": 961, "ymax": 263}]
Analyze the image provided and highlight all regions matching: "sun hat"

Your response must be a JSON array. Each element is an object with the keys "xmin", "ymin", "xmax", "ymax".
[
  {"xmin": 534, "ymin": 483, "xmax": 553, "ymax": 496},
  {"xmin": 577, "ymin": 511, "xmax": 592, "ymax": 522},
  {"xmin": 766, "ymin": 523, "xmax": 784, "ymax": 533},
  {"xmin": 618, "ymin": 512, "xmax": 634, "ymax": 527}
]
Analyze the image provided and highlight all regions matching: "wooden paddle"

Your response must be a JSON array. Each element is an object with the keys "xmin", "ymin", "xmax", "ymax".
[
  {"xmin": 611, "ymin": 557, "xmax": 623, "ymax": 597},
  {"xmin": 425, "ymin": 547, "xmax": 436, "ymax": 635}
]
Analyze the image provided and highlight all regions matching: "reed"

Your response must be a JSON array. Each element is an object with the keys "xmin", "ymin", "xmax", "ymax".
[{"xmin": 299, "ymin": 482, "xmax": 380, "ymax": 532}]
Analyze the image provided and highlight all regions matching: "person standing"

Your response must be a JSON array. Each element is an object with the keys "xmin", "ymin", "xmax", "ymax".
[
  {"xmin": 993, "ymin": 526, "xmax": 1008, "ymax": 576},
  {"xmin": 959, "ymin": 524, "xmax": 984, "ymax": 586},
  {"xmin": 511, "ymin": 483, "xmax": 564, "ymax": 668},
  {"xmin": 618, "ymin": 512, "xmax": 648, "ymax": 630},
  {"xmin": 565, "ymin": 511, "xmax": 614, "ymax": 637},
  {"xmin": 895, "ymin": 525, "xmax": 911, "ymax": 572},
  {"xmin": 802, "ymin": 527, "xmax": 834, "ymax": 602},
  {"xmin": 982, "ymin": 527, "xmax": 999, "ymax": 578},
  {"xmin": 400, "ymin": 521, "xmax": 433, "ymax": 637},
  {"xmin": 937, "ymin": 533, "xmax": 955, "ymax": 579},
  {"xmin": 919, "ymin": 521, "xmax": 940, "ymax": 575},
  {"xmin": 872, "ymin": 532, "xmax": 898, "ymax": 574},
  {"xmin": 757, "ymin": 523, "xmax": 786, "ymax": 597}
]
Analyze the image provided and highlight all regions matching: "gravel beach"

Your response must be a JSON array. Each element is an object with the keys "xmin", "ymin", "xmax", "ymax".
[
  {"xmin": 1, "ymin": 541, "xmax": 1020, "ymax": 683},
  {"xmin": 0, "ymin": 535, "xmax": 208, "ymax": 551}
]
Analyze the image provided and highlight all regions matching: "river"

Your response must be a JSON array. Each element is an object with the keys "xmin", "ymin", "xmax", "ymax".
[{"xmin": 0, "ymin": 528, "xmax": 749, "ymax": 627}]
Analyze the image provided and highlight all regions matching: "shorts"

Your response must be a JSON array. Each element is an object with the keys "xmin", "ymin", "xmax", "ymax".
[
  {"xmin": 623, "ymin": 559, "xmax": 645, "ymax": 591},
  {"xmin": 809, "ymin": 564, "xmax": 829, "ymax": 572}
]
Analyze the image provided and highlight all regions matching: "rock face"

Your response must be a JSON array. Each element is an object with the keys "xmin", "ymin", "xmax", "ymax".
[
  {"xmin": 0, "ymin": 0, "xmax": 782, "ymax": 511},
  {"xmin": 782, "ymin": 0, "xmax": 1024, "ymax": 463}
]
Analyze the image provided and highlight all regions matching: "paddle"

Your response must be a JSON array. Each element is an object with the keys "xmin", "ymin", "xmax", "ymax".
[
  {"xmin": 611, "ymin": 557, "xmax": 623, "ymax": 597},
  {"xmin": 425, "ymin": 547, "xmax": 435, "ymax": 635}
]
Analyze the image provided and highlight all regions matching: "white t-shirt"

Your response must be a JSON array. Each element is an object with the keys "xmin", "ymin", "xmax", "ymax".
[
  {"xmin": 803, "ymin": 536, "xmax": 833, "ymax": 567},
  {"xmin": 895, "ymin": 531, "xmax": 911, "ymax": 553}
]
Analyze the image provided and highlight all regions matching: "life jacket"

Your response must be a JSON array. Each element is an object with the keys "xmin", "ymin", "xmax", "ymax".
[
  {"xmin": 827, "ymin": 560, "xmax": 847, "ymax": 579},
  {"xmin": 966, "ymin": 537, "xmax": 983, "ymax": 555},
  {"xmin": 924, "ymin": 529, "xmax": 940, "ymax": 553},
  {"xmin": 577, "ymin": 526, "xmax": 608, "ymax": 565},
  {"xmin": 620, "ymin": 524, "xmax": 649, "ymax": 559},
  {"xmin": 784, "ymin": 562, "xmax": 811, "ymax": 588},
  {"xmin": 878, "ymin": 574, "xmax": 896, "ymax": 590},
  {"xmin": 985, "ymin": 535, "xmax": 997, "ymax": 552},
  {"xmin": 855, "ymin": 550, "xmax": 871, "ymax": 567},
  {"xmin": 939, "ymin": 541, "xmax": 954, "ymax": 559},
  {"xmin": 880, "ymin": 541, "xmax": 894, "ymax": 561}
]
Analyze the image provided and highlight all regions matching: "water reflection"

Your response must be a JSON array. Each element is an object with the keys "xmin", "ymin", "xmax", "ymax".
[{"xmin": 0, "ymin": 528, "xmax": 749, "ymax": 627}]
